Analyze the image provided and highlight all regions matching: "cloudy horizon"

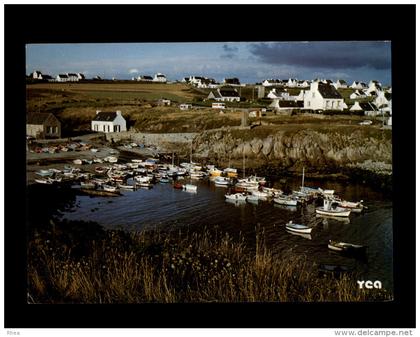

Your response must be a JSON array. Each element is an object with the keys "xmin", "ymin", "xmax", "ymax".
[{"xmin": 26, "ymin": 41, "xmax": 392, "ymax": 86}]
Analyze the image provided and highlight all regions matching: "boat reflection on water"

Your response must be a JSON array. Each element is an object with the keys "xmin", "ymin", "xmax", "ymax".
[
  {"xmin": 274, "ymin": 204, "xmax": 298, "ymax": 212},
  {"xmin": 316, "ymin": 214, "xmax": 351, "ymax": 225},
  {"xmin": 286, "ymin": 230, "xmax": 312, "ymax": 240},
  {"xmin": 225, "ymin": 199, "xmax": 246, "ymax": 207}
]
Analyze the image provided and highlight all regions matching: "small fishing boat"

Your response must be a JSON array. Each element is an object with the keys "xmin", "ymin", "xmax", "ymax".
[
  {"xmin": 209, "ymin": 168, "xmax": 223, "ymax": 177},
  {"xmin": 34, "ymin": 178, "xmax": 53, "ymax": 184},
  {"xmin": 285, "ymin": 221, "xmax": 313, "ymax": 234},
  {"xmin": 80, "ymin": 181, "xmax": 96, "ymax": 190},
  {"xmin": 183, "ymin": 184, "xmax": 197, "ymax": 192},
  {"xmin": 225, "ymin": 193, "xmax": 247, "ymax": 201},
  {"xmin": 251, "ymin": 190, "xmax": 271, "ymax": 200},
  {"xmin": 328, "ymin": 240, "xmax": 367, "ymax": 253},
  {"xmin": 224, "ymin": 167, "xmax": 238, "ymax": 178},
  {"xmin": 246, "ymin": 194, "xmax": 259, "ymax": 202},
  {"xmin": 214, "ymin": 176, "xmax": 231, "ymax": 186},
  {"xmin": 273, "ymin": 195, "xmax": 298, "ymax": 206},
  {"xmin": 159, "ymin": 176, "xmax": 170, "ymax": 183},
  {"xmin": 336, "ymin": 199, "xmax": 364, "ymax": 213},
  {"xmin": 73, "ymin": 159, "xmax": 83, "ymax": 165},
  {"xmin": 35, "ymin": 169, "xmax": 53, "ymax": 177},
  {"xmin": 316, "ymin": 199, "xmax": 351, "ymax": 217},
  {"xmin": 118, "ymin": 184, "xmax": 135, "ymax": 190},
  {"xmin": 102, "ymin": 185, "xmax": 118, "ymax": 192}
]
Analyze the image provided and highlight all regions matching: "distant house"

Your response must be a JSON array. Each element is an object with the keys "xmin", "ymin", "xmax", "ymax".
[
  {"xmin": 56, "ymin": 74, "xmax": 69, "ymax": 82},
  {"xmin": 66, "ymin": 73, "xmax": 78, "ymax": 82},
  {"xmin": 297, "ymin": 80, "xmax": 310, "ymax": 88},
  {"xmin": 303, "ymin": 82, "xmax": 344, "ymax": 111},
  {"xmin": 349, "ymin": 90, "xmax": 367, "ymax": 100},
  {"xmin": 207, "ymin": 87, "xmax": 241, "ymax": 102},
  {"xmin": 179, "ymin": 103, "xmax": 193, "ymax": 110},
  {"xmin": 333, "ymin": 79, "xmax": 348, "ymax": 89},
  {"xmin": 27, "ymin": 113, "xmax": 61, "ymax": 139},
  {"xmin": 223, "ymin": 78, "xmax": 240, "ymax": 85},
  {"xmin": 267, "ymin": 88, "xmax": 290, "ymax": 100},
  {"xmin": 350, "ymin": 81, "xmax": 367, "ymax": 89},
  {"xmin": 137, "ymin": 75, "xmax": 153, "ymax": 82},
  {"xmin": 32, "ymin": 70, "xmax": 43, "ymax": 80},
  {"xmin": 287, "ymin": 78, "xmax": 298, "ymax": 87},
  {"xmin": 91, "ymin": 110, "xmax": 127, "ymax": 133},
  {"xmin": 77, "ymin": 73, "xmax": 85, "ymax": 80},
  {"xmin": 367, "ymin": 81, "xmax": 382, "ymax": 95},
  {"xmin": 350, "ymin": 102, "xmax": 379, "ymax": 116},
  {"xmin": 153, "ymin": 73, "xmax": 167, "ymax": 83},
  {"xmin": 262, "ymin": 79, "xmax": 282, "ymax": 87},
  {"xmin": 374, "ymin": 91, "xmax": 392, "ymax": 108},
  {"xmin": 157, "ymin": 98, "xmax": 171, "ymax": 106},
  {"xmin": 270, "ymin": 100, "xmax": 303, "ymax": 114}
]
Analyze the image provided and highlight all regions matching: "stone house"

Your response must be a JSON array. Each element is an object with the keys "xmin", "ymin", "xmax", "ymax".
[{"xmin": 27, "ymin": 113, "xmax": 61, "ymax": 139}]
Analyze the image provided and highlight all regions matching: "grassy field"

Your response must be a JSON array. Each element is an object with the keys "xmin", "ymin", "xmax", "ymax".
[
  {"xmin": 28, "ymin": 222, "xmax": 392, "ymax": 303},
  {"xmin": 26, "ymin": 82, "xmax": 386, "ymax": 136}
]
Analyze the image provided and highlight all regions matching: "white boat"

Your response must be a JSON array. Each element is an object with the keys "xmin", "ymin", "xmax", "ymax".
[
  {"xmin": 103, "ymin": 185, "xmax": 118, "ymax": 192},
  {"xmin": 251, "ymin": 190, "xmax": 271, "ymax": 200},
  {"xmin": 190, "ymin": 171, "xmax": 205, "ymax": 179},
  {"xmin": 285, "ymin": 221, "xmax": 313, "ymax": 234},
  {"xmin": 273, "ymin": 196, "xmax": 298, "ymax": 206},
  {"xmin": 105, "ymin": 156, "xmax": 118, "ymax": 163},
  {"xmin": 183, "ymin": 184, "xmax": 197, "ymax": 192},
  {"xmin": 328, "ymin": 240, "xmax": 367, "ymax": 253},
  {"xmin": 118, "ymin": 184, "xmax": 135, "ymax": 190},
  {"xmin": 214, "ymin": 176, "xmax": 231, "ymax": 186},
  {"xmin": 80, "ymin": 181, "xmax": 96, "ymax": 189},
  {"xmin": 34, "ymin": 178, "xmax": 53, "ymax": 184},
  {"xmin": 336, "ymin": 200, "xmax": 364, "ymax": 213},
  {"xmin": 132, "ymin": 159, "xmax": 143, "ymax": 163},
  {"xmin": 35, "ymin": 169, "xmax": 53, "ymax": 177},
  {"xmin": 225, "ymin": 193, "xmax": 247, "ymax": 201},
  {"xmin": 73, "ymin": 159, "xmax": 83, "ymax": 165},
  {"xmin": 316, "ymin": 199, "xmax": 351, "ymax": 217},
  {"xmin": 224, "ymin": 167, "xmax": 238, "ymax": 178}
]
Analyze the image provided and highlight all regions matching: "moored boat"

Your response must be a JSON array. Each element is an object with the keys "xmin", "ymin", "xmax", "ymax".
[
  {"xmin": 316, "ymin": 199, "xmax": 351, "ymax": 217},
  {"xmin": 327, "ymin": 240, "xmax": 367, "ymax": 253},
  {"xmin": 273, "ymin": 195, "xmax": 298, "ymax": 206},
  {"xmin": 285, "ymin": 221, "xmax": 313, "ymax": 234},
  {"xmin": 225, "ymin": 193, "xmax": 247, "ymax": 201},
  {"xmin": 183, "ymin": 184, "xmax": 197, "ymax": 192}
]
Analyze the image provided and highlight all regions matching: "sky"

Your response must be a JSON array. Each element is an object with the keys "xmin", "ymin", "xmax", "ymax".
[{"xmin": 26, "ymin": 41, "xmax": 392, "ymax": 85}]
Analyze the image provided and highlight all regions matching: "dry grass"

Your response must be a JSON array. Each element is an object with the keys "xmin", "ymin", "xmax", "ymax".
[{"xmin": 28, "ymin": 227, "xmax": 392, "ymax": 303}]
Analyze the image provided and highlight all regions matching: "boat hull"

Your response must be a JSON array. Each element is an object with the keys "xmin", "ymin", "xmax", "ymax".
[
  {"xmin": 316, "ymin": 208, "xmax": 351, "ymax": 217},
  {"xmin": 285, "ymin": 225, "xmax": 313, "ymax": 234}
]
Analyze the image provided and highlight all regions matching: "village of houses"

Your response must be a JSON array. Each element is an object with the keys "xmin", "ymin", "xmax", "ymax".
[{"xmin": 26, "ymin": 69, "xmax": 392, "ymax": 141}]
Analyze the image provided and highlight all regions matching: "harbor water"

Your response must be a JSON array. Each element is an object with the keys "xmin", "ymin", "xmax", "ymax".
[{"xmin": 57, "ymin": 176, "xmax": 393, "ymax": 291}]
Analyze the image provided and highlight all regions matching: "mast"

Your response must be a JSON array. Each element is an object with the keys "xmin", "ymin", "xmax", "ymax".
[
  {"xmin": 172, "ymin": 152, "xmax": 174, "ymax": 167},
  {"xmin": 243, "ymin": 150, "xmax": 246, "ymax": 179},
  {"xmin": 190, "ymin": 140, "xmax": 193, "ymax": 164},
  {"xmin": 301, "ymin": 166, "xmax": 305, "ymax": 189}
]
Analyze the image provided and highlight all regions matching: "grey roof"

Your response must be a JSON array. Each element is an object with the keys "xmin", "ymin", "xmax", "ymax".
[
  {"xmin": 58, "ymin": 74, "xmax": 68, "ymax": 78},
  {"xmin": 219, "ymin": 88, "xmax": 239, "ymax": 97},
  {"xmin": 67, "ymin": 73, "xmax": 78, "ymax": 77},
  {"xmin": 27, "ymin": 113, "xmax": 57, "ymax": 125},
  {"xmin": 317, "ymin": 83, "xmax": 342, "ymax": 99},
  {"xmin": 338, "ymin": 79, "xmax": 347, "ymax": 84},
  {"xmin": 93, "ymin": 112, "xmax": 118, "ymax": 121},
  {"xmin": 278, "ymin": 101, "xmax": 303, "ymax": 108},
  {"xmin": 359, "ymin": 102, "xmax": 378, "ymax": 111}
]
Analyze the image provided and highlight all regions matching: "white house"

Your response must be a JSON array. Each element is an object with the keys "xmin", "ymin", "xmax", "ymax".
[
  {"xmin": 157, "ymin": 98, "xmax": 171, "ymax": 106},
  {"xmin": 77, "ymin": 73, "xmax": 85, "ymax": 80},
  {"xmin": 179, "ymin": 104, "xmax": 193, "ymax": 110},
  {"xmin": 297, "ymin": 80, "xmax": 310, "ymax": 88},
  {"xmin": 137, "ymin": 75, "xmax": 153, "ymax": 82},
  {"xmin": 56, "ymin": 74, "xmax": 69, "ymax": 82},
  {"xmin": 262, "ymin": 79, "xmax": 283, "ymax": 87},
  {"xmin": 350, "ymin": 81, "xmax": 367, "ymax": 89},
  {"xmin": 267, "ymin": 88, "xmax": 290, "ymax": 100},
  {"xmin": 333, "ymin": 79, "xmax": 348, "ymax": 89},
  {"xmin": 32, "ymin": 70, "xmax": 43, "ymax": 79},
  {"xmin": 153, "ymin": 73, "xmax": 167, "ymax": 83},
  {"xmin": 91, "ymin": 110, "xmax": 127, "ymax": 133},
  {"xmin": 374, "ymin": 91, "xmax": 392, "ymax": 107},
  {"xmin": 349, "ymin": 102, "xmax": 379, "ymax": 116},
  {"xmin": 349, "ymin": 90, "xmax": 366, "ymax": 100},
  {"xmin": 67, "ymin": 73, "xmax": 79, "ymax": 82},
  {"xmin": 303, "ymin": 82, "xmax": 344, "ymax": 111},
  {"xmin": 207, "ymin": 87, "xmax": 241, "ymax": 102},
  {"xmin": 287, "ymin": 78, "xmax": 298, "ymax": 87},
  {"xmin": 367, "ymin": 81, "xmax": 382, "ymax": 95},
  {"xmin": 269, "ymin": 100, "xmax": 303, "ymax": 114}
]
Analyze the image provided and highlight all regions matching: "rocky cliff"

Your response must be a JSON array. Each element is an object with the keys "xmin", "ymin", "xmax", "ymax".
[{"xmin": 193, "ymin": 127, "xmax": 392, "ymax": 174}]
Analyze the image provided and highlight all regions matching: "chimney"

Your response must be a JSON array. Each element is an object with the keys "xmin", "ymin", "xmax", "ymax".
[
  {"xmin": 96, "ymin": 110, "xmax": 101, "ymax": 115},
  {"xmin": 116, "ymin": 110, "xmax": 121, "ymax": 115}
]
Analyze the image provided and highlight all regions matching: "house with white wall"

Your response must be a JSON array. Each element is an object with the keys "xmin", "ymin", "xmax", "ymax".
[
  {"xmin": 207, "ymin": 87, "xmax": 241, "ymax": 102},
  {"xmin": 349, "ymin": 90, "xmax": 367, "ymax": 100},
  {"xmin": 56, "ymin": 74, "xmax": 69, "ymax": 82},
  {"xmin": 267, "ymin": 88, "xmax": 290, "ymax": 100},
  {"xmin": 153, "ymin": 73, "xmax": 167, "ymax": 83},
  {"xmin": 333, "ymin": 79, "xmax": 348, "ymax": 89},
  {"xmin": 303, "ymin": 82, "xmax": 344, "ymax": 111},
  {"xmin": 91, "ymin": 110, "xmax": 127, "ymax": 133},
  {"xmin": 350, "ymin": 102, "xmax": 379, "ymax": 116},
  {"xmin": 350, "ymin": 81, "xmax": 367, "ymax": 89}
]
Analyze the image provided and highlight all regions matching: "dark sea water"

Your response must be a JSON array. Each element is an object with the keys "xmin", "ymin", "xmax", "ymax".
[{"xmin": 59, "ymin": 176, "xmax": 394, "ymax": 291}]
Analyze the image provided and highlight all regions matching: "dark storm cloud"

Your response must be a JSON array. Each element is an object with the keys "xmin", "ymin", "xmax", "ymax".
[
  {"xmin": 221, "ymin": 44, "xmax": 239, "ymax": 59},
  {"xmin": 249, "ymin": 42, "xmax": 391, "ymax": 70}
]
